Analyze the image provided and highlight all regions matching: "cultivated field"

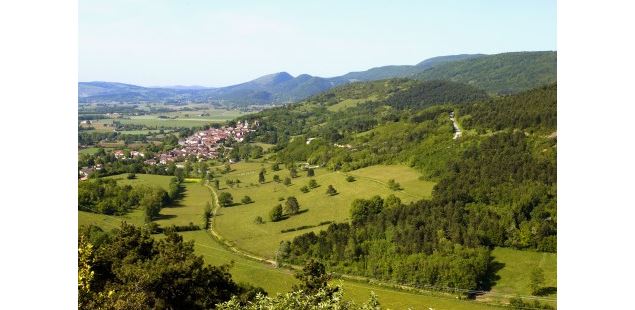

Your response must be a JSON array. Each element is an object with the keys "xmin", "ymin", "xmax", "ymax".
[{"xmin": 213, "ymin": 163, "xmax": 436, "ymax": 258}]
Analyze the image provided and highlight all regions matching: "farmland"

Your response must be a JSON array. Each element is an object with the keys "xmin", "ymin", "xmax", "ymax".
[{"xmin": 213, "ymin": 163, "xmax": 436, "ymax": 258}]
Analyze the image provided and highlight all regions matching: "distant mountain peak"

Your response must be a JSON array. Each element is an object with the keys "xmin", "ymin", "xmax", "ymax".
[{"xmin": 252, "ymin": 72, "xmax": 294, "ymax": 85}]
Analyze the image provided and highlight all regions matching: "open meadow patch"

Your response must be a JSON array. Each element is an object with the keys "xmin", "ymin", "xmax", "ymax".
[{"xmin": 213, "ymin": 164, "xmax": 436, "ymax": 259}]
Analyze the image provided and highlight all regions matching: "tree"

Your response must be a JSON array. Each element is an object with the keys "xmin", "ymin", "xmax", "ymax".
[
  {"xmin": 300, "ymin": 186, "xmax": 310, "ymax": 193},
  {"xmin": 241, "ymin": 196, "xmax": 253, "ymax": 204},
  {"xmin": 269, "ymin": 205, "xmax": 284, "ymax": 222},
  {"xmin": 387, "ymin": 179, "xmax": 401, "ymax": 191},
  {"xmin": 258, "ymin": 170, "xmax": 265, "ymax": 184},
  {"xmin": 202, "ymin": 202, "xmax": 212, "ymax": 229},
  {"xmin": 283, "ymin": 177, "xmax": 292, "ymax": 186},
  {"xmin": 307, "ymin": 168, "xmax": 315, "ymax": 177},
  {"xmin": 223, "ymin": 163, "xmax": 231, "ymax": 173},
  {"xmin": 292, "ymin": 259, "xmax": 331, "ymax": 294},
  {"xmin": 529, "ymin": 267, "xmax": 545, "ymax": 296},
  {"xmin": 79, "ymin": 223, "xmax": 244, "ymax": 309},
  {"xmin": 254, "ymin": 216, "xmax": 264, "ymax": 224},
  {"xmin": 346, "ymin": 175, "xmax": 355, "ymax": 182},
  {"xmin": 127, "ymin": 173, "xmax": 136, "ymax": 179},
  {"xmin": 285, "ymin": 196, "xmax": 300, "ymax": 215},
  {"xmin": 290, "ymin": 167, "xmax": 298, "ymax": 178},
  {"xmin": 308, "ymin": 179, "xmax": 318, "ymax": 188},
  {"xmin": 273, "ymin": 174, "xmax": 281, "ymax": 183},
  {"xmin": 218, "ymin": 192, "xmax": 233, "ymax": 207},
  {"xmin": 214, "ymin": 179, "xmax": 220, "ymax": 190},
  {"xmin": 326, "ymin": 185, "xmax": 338, "ymax": 196},
  {"xmin": 272, "ymin": 163, "xmax": 280, "ymax": 171}
]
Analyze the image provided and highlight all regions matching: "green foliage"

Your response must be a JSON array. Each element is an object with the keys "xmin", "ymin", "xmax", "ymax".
[
  {"xmin": 254, "ymin": 216, "xmax": 264, "ymax": 224},
  {"xmin": 241, "ymin": 196, "xmax": 253, "ymax": 204},
  {"xmin": 217, "ymin": 285, "xmax": 381, "ymax": 310},
  {"xmin": 300, "ymin": 186, "xmax": 310, "ymax": 193},
  {"xmin": 326, "ymin": 184, "xmax": 338, "ymax": 196},
  {"xmin": 284, "ymin": 196, "xmax": 300, "ymax": 215},
  {"xmin": 292, "ymin": 259, "xmax": 331, "ymax": 294},
  {"xmin": 78, "ymin": 223, "xmax": 244, "ymax": 309},
  {"xmin": 387, "ymin": 179, "xmax": 401, "ymax": 191},
  {"xmin": 219, "ymin": 192, "xmax": 234, "ymax": 207},
  {"xmin": 126, "ymin": 173, "xmax": 136, "ymax": 179},
  {"xmin": 308, "ymin": 179, "xmax": 318, "ymax": 188},
  {"xmin": 384, "ymin": 80, "xmax": 489, "ymax": 110},
  {"xmin": 269, "ymin": 205, "xmax": 284, "ymax": 222},
  {"xmin": 283, "ymin": 177, "xmax": 291, "ymax": 186},
  {"xmin": 459, "ymin": 84, "xmax": 557, "ymax": 133},
  {"xmin": 346, "ymin": 175, "xmax": 356, "ymax": 182},
  {"xmin": 307, "ymin": 168, "xmax": 315, "ymax": 177},
  {"xmin": 414, "ymin": 51, "xmax": 557, "ymax": 95},
  {"xmin": 273, "ymin": 174, "xmax": 281, "ymax": 183},
  {"xmin": 529, "ymin": 267, "xmax": 546, "ymax": 296},
  {"xmin": 78, "ymin": 178, "xmax": 169, "ymax": 218}
]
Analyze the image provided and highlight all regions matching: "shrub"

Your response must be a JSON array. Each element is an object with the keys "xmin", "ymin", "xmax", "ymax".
[
  {"xmin": 326, "ymin": 185, "xmax": 337, "ymax": 196},
  {"xmin": 127, "ymin": 173, "xmax": 136, "ymax": 180},
  {"xmin": 283, "ymin": 177, "xmax": 292, "ymax": 186},
  {"xmin": 308, "ymin": 179, "xmax": 318, "ymax": 188},
  {"xmin": 387, "ymin": 179, "xmax": 401, "ymax": 191},
  {"xmin": 300, "ymin": 186, "xmax": 310, "ymax": 193},
  {"xmin": 254, "ymin": 216, "xmax": 264, "ymax": 224},
  {"xmin": 218, "ymin": 192, "xmax": 233, "ymax": 207},
  {"xmin": 345, "ymin": 175, "xmax": 355, "ymax": 182},
  {"xmin": 241, "ymin": 196, "xmax": 253, "ymax": 204},
  {"xmin": 269, "ymin": 205, "xmax": 284, "ymax": 222}
]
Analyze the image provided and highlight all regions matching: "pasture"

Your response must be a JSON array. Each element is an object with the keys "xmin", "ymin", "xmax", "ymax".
[
  {"xmin": 327, "ymin": 95, "xmax": 378, "ymax": 112},
  {"xmin": 80, "ymin": 174, "xmax": 210, "ymax": 230},
  {"xmin": 485, "ymin": 247, "xmax": 557, "ymax": 305},
  {"xmin": 213, "ymin": 163, "xmax": 436, "ymax": 258}
]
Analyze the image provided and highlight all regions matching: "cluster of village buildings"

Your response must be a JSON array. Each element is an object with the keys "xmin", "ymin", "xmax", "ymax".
[{"xmin": 79, "ymin": 121, "xmax": 255, "ymax": 179}]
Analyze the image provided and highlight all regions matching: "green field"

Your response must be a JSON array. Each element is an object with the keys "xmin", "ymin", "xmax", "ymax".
[
  {"xmin": 327, "ymin": 96, "xmax": 377, "ymax": 112},
  {"xmin": 79, "ymin": 209, "xmax": 146, "ymax": 229},
  {"xmin": 180, "ymin": 230, "xmax": 501, "ymax": 310},
  {"xmin": 154, "ymin": 179, "xmax": 211, "ymax": 228},
  {"xmin": 80, "ymin": 174, "xmax": 210, "ymax": 229},
  {"xmin": 213, "ymin": 163, "xmax": 436, "ymax": 258},
  {"xmin": 483, "ymin": 247, "xmax": 557, "ymax": 305},
  {"xmin": 78, "ymin": 147, "xmax": 102, "ymax": 155}
]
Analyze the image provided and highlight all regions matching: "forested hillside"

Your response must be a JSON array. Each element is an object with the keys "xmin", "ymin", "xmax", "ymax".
[
  {"xmin": 415, "ymin": 51, "xmax": 557, "ymax": 95},
  {"xmin": 238, "ymin": 79, "xmax": 557, "ymax": 292}
]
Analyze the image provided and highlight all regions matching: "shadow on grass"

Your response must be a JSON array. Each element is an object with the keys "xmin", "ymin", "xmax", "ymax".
[
  {"xmin": 536, "ymin": 287, "xmax": 557, "ymax": 296},
  {"xmin": 154, "ymin": 214, "xmax": 177, "ymax": 220}
]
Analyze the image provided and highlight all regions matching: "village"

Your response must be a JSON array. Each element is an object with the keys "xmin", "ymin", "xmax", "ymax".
[{"xmin": 79, "ymin": 120, "xmax": 255, "ymax": 179}]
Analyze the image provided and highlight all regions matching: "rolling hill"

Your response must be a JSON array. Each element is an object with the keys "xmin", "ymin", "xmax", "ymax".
[{"xmin": 79, "ymin": 51, "xmax": 555, "ymax": 105}]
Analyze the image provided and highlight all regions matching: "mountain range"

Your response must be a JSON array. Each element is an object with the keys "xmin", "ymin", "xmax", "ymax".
[{"xmin": 79, "ymin": 51, "xmax": 556, "ymax": 106}]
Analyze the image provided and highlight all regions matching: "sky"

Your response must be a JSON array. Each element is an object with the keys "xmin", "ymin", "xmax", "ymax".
[{"xmin": 79, "ymin": 0, "xmax": 556, "ymax": 87}]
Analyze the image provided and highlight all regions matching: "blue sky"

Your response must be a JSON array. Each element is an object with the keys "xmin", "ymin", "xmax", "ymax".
[{"xmin": 79, "ymin": 0, "xmax": 556, "ymax": 87}]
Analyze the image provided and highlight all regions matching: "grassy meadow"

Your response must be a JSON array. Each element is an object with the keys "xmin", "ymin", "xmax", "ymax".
[
  {"xmin": 484, "ymin": 247, "xmax": 557, "ymax": 305},
  {"xmin": 213, "ymin": 163, "xmax": 436, "ymax": 258}
]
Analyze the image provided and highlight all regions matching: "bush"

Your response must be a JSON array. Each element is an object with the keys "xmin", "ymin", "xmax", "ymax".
[
  {"xmin": 326, "ymin": 185, "xmax": 338, "ymax": 196},
  {"xmin": 308, "ymin": 179, "xmax": 318, "ymax": 188},
  {"xmin": 241, "ymin": 196, "xmax": 253, "ymax": 204},
  {"xmin": 254, "ymin": 216, "xmax": 264, "ymax": 224},
  {"xmin": 387, "ymin": 179, "xmax": 401, "ymax": 191},
  {"xmin": 300, "ymin": 186, "xmax": 310, "ymax": 193},
  {"xmin": 269, "ymin": 205, "xmax": 284, "ymax": 222},
  {"xmin": 345, "ymin": 175, "xmax": 355, "ymax": 182},
  {"xmin": 218, "ymin": 192, "xmax": 233, "ymax": 207},
  {"xmin": 283, "ymin": 177, "xmax": 292, "ymax": 186},
  {"xmin": 127, "ymin": 173, "xmax": 136, "ymax": 179}
]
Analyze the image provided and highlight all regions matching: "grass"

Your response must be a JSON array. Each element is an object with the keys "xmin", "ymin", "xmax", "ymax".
[
  {"xmin": 327, "ymin": 96, "xmax": 377, "ymax": 112},
  {"xmin": 154, "ymin": 179, "xmax": 211, "ymax": 228},
  {"xmin": 179, "ymin": 230, "xmax": 502, "ymax": 310},
  {"xmin": 78, "ymin": 147, "xmax": 102, "ymax": 155},
  {"xmin": 80, "ymin": 174, "xmax": 209, "ymax": 230},
  {"xmin": 213, "ymin": 163, "xmax": 436, "ymax": 259},
  {"xmin": 78, "ymin": 209, "xmax": 146, "ymax": 229},
  {"xmin": 485, "ymin": 247, "xmax": 557, "ymax": 305}
]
